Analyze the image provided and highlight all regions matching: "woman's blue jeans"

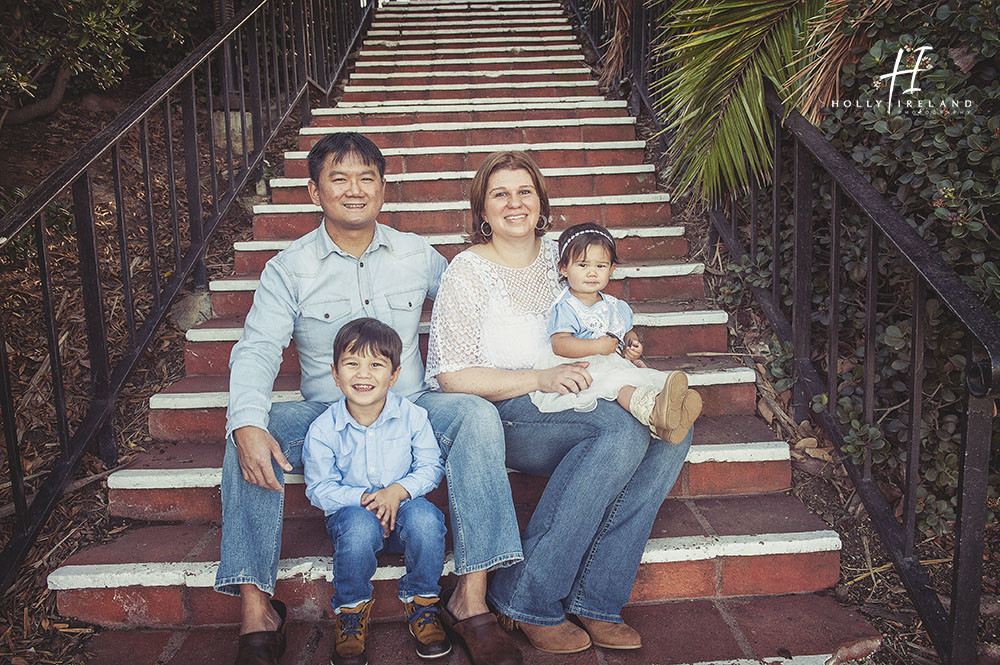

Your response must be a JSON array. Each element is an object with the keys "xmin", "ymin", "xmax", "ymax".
[
  {"xmin": 214, "ymin": 391, "xmax": 523, "ymax": 596},
  {"xmin": 485, "ymin": 396, "xmax": 692, "ymax": 626},
  {"xmin": 326, "ymin": 498, "xmax": 446, "ymax": 610}
]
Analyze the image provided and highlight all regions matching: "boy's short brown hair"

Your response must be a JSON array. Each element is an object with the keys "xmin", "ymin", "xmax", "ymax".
[{"xmin": 333, "ymin": 318, "xmax": 402, "ymax": 370}]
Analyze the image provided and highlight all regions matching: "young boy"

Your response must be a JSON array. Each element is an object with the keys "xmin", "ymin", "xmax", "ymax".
[{"xmin": 303, "ymin": 318, "xmax": 450, "ymax": 664}]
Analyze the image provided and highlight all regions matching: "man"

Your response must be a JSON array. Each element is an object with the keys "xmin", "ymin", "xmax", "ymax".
[{"xmin": 214, "ymin": 133, "xmax": 523, "ymax": 665}]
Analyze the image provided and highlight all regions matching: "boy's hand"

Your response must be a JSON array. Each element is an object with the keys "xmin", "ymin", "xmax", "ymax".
[{"xmin": 361, "ymin": 484, "xmax": 410, "ymax": 535}]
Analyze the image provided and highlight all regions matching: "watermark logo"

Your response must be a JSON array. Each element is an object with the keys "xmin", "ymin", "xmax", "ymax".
[
  {"xmin": 829, "ymin": 43, "xmax": 974, "ymax": 116},
  {"xmin": 878, "ymin": 45, "xmax": 934, "ymax": 109}
]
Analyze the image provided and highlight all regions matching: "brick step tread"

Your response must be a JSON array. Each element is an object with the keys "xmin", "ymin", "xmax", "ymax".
[
  {"xmin": 341, "ymin": 80, "xmax": 598, "ymax": 97},
  {"xmin": 106, "ymin": 417, "xmax": 791, "ymax": 518},
  {"xmin": 363, "ymin": 36, "xmax": 577, "ymax": 49},
  {"xmin": 151, "ymin": 357, "xmax": 755, "ymax": 405},
  {"xmin": 49, "ymin": 493, "xmax": 837, "ymax": 593},
  {"xmin": 348, "ymin": 67, "xmax": 588, "ymax": 80},
  {"xmin": 316, "ymin": 97, "xmax": 623, "ymax": 111},
  {"xmin": 371, "ymin": 15, "xmax": 569, "ymax": 26},
  {"xmin": 358, "ymin": 45, "xmax": 582, "ymax": 58},
  {"xmin": 310, "ymin": 102, "xmax": 627, "ymax": 122},
  {"xmin": 367, "ymin": 26, "xmax": 572, "ymax": 38},
  {"xmin": 354, "ymin": 55, "xmax": 587, "ymax": 68},
  {"xmin": 81, "ymin": 594, "xmax": 880, "ymax": 665},
  {"xmin": 374, "ymin": 10, "xmax": 566, "ymax": 20},
  {"xmin": 235, "ymin": 225, "xmax": 683, "ymax": 252},
  {"xmin": 271, "ymin": 164, "xmax": 652, "ymax": 189},
  {"xmin": 208, "ymin": 258, "xmax": 702, "ymax": 293}
]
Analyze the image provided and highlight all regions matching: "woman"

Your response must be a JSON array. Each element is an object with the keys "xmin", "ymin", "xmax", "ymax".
[{"xmin": 426, "ymin": 151, "xmax": 693, "ymax": 656}]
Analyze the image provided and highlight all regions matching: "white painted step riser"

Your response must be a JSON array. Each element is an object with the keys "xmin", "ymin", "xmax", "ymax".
[
  {"xmin": 363, "ymin": 37, "xmax": 576, "ymax": 47},
  {"xmin": 343, "ymin": 81, "xmax": 597, "ymax": 93},
  {"xmin": 299, "ymin": 117, "xmax": 634, "ymax": 135},
  {"xmin": 312, "ymin": 101, "xmax": 626, "ymax": 116},
  {"xmin": 372, "ymin": 18, "xmax": 569, "ymax": 28},
  {"xmin": 368, "ymin": 26, "xmax": 572, "ymax": 37},
  {"xmin": 284, "ymin": 140, "xmax": 645, "ymax": 160},
  {"xmin": 149, "ymin": 368, "xmax": 754, "ymax": 411},
  {"xmin": 234, "ymin": 227, "xmax": 685, "ymax": 253},
  {"xmin": 270, "ymin": 165, "xmax": 655, "ymax": 189},
  {"xmin": 330, "ymin": 96, "xmax": 614, "ymax": 109},
  {"xmin": 108, "ymin": 442, "xmax": 789, "ymax": 491},
  {"xmin": 358, "ymin": 45, "xmax": 580, "ymax": 57},
  {"xmin": 47, "ymin": 530, "xmax": 839, "ymax": 590},
  {"xmin": 350, "ymin": 68, "xmax": 591, "ymax": 80},
  {"xmin": 355, "ymin": 56, "xmax": 586, "ymax": 67}
]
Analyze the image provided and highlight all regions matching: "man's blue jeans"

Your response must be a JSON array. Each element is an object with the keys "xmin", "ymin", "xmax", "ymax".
[
  {"xmin": 214, "ymin": 391, "xmax": 523, "ymax": 596},
  {"xmin": 325, "ymin": 498, "xmax": 445, "ymax": 610},
  {"xmin": 486, "ymin": 396, "xmax": 693, "ymax": 626}
]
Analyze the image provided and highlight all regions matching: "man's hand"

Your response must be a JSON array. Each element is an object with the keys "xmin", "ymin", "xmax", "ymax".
[
  {"xmin": 361, "ymin": 483, "xmax": 410, "ymax": 535},
  {"xmin": 233, "ymin": 426, "xmax": 293, "ymax": 492}
]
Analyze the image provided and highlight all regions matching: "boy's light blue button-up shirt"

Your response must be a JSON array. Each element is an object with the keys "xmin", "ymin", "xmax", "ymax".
[
  {"xmin": 225, "ymin": 222, "xmax": 448, "ymax": 438},
  {"xmin": 302, "ymin": 392, "xmax": 445, "ymax": 516}
]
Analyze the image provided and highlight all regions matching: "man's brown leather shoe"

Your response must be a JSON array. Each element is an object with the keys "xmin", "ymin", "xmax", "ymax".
[
  {"xmin": 440, "ymin": 589, "xmax": 522, "ymax": 665},
  {"xmin": 574, "ymin": 616, "xmax": 642, "ymax": 649},
  {"xmin": 516, "ymin": 619, "xmax": 591, "ymax": 654},
  {"xmin": 234, "ymin": 599, "xmax": 287, "ymax": 665}
]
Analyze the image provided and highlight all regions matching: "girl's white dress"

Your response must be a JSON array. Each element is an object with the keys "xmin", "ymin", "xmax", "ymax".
[{"xmin": 530, "ymin": 288, "xmax": 671, "ymax": 413}]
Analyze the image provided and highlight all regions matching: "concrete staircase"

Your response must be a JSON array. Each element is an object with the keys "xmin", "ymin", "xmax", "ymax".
[{"xmin": 49, "ymin": 1, "xmax": 881, "ymax": 662}]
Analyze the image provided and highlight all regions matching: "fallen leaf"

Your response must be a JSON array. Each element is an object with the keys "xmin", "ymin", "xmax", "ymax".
[
  {"xmin": 949, "ymin": 45, "xmax": 980, "ymax": 73},
  {"xmin": 758, "ymin": 398, "xmax": 775, "ymax": 424},
  {"xmin": 795, "ymin": 437, "xmax": 819, "ymax": 449},
  {"xmin": 805, "ymin": 447, "xmax": 833, "ymax": 462},
  {"xmin": 825, "ymin": 636, "xmax": 882, "ymax": 665}
]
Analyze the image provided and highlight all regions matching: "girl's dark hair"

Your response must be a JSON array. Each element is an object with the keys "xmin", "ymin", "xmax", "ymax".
[
  {"xmin": 556, "ymin": 223, "xmax": 618, "ymax": 269},
  {"xmin": 333, "ymin": 318, "xmax": 402, "ymax": 370},
  {"xmin": 307, "ymin": 132, "xmax": 386, "ymax": 182}
]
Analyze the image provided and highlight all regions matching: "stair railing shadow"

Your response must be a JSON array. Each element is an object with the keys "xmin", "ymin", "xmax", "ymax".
[{"xmin": 0, "ymin": 0, "xmax": 375, "ymax": 597}]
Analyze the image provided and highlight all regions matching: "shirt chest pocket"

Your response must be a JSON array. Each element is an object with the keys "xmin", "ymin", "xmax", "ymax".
[
  {"xmin": 298, "ymin": 300, "xmax": 352, "ymax": 358},
  {"xmin": 385, "ymin": 289, "xmax": 423, "ymax": 347}
]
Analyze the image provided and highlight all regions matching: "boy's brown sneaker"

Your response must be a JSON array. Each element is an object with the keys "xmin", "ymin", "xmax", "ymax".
[
  {"xmin": 332, "ymin": 599, "xmax": 373, "ymax": 665},
  {"xmin": 404, "ymin": 596, "xmax": 452, "ymax": 659}
]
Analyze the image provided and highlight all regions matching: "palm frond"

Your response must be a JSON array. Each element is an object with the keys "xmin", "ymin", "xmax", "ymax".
[
  {"xmin": 593, "ymin": 0, "xmax": 632, "ymax": 91},
  {"xmin": 651, "ymin": 0, "xmax": 823, "ymax": 205},
  {"xmin": 785, "ymin": 0, "xmax": 893, "ymax": 122}
]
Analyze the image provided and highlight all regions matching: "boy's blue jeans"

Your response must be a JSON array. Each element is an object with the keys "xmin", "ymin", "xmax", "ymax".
[{"xmin": 326, "ymin": 498, "xmax": 445, "ymax": 610}]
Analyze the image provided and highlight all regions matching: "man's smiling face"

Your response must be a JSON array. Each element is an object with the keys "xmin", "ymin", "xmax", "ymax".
[{"xmin": 307, "ymin": 151, "xmax": 386, "ymax": 235}]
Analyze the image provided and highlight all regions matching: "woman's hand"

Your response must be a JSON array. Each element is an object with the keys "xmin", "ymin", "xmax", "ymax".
[{"xmin": 537, "ymin": 362, "xmax": 592, "ymax": 394}]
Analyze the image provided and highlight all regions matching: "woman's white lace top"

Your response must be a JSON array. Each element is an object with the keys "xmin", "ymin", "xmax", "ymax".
[{"xmin": 426, "ymin": 239, "xmax": 562, "ymax": 388}]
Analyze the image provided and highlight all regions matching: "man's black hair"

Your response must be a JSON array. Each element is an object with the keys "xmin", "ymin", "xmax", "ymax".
[
  {"xmin": 307, "ymin": 132, "xmax": 387, "ymax": 182},
  {"xmin": 333, "ymin": 317, "xmax": 402, "ymax": 371}
]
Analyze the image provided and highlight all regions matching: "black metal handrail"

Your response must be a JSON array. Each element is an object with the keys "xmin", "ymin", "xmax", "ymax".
[
  {"xmin": 566, "ymin": 3, "xmax": 999, "ymax": 662},
  {"xmin": 0, "ymin": 0, "xmax": 374, "ymax": 596},
  {"xmin": 708, "ymin": 87, "xmax": 999, "ymax": 665}
]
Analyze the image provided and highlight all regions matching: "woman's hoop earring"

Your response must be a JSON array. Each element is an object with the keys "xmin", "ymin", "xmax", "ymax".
[
  {"xmin": 535, "ymin": 214, "xmax": 549, "ymax": 231},
  {"xmin": 480, "ymin": 219, "xmax": 493, "ymax": 238}
]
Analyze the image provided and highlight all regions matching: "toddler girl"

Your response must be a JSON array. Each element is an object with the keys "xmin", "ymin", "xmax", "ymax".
[{"xmin": 531, "ymin": 222, "xmax": 702, "ymax": 444}]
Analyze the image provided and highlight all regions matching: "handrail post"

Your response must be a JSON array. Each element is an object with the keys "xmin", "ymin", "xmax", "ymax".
[
  {"xmin": 294, "ymin": 0, "xmax": 311, "ymax": 126},
  {"xmin": 948, "ymin": 387, "xmax": 993, "ymax": 665},
  {"xmin": 791, "ymin": 138, "xmax": 814, "ymax": 423},
  {"xmin": 181, "ymin": 76, "xmax": 208, "ymax": 290},
  {"xmin": 629, "ymin": 0, "xmax": 643, "ymax": 115},
  {"xmin": 71, "ymin": 174, "xmax": 117, "ymax": 465},
  {"xmin": 0, "ymin": 317, "xmax": 28, "ymax": 535}
]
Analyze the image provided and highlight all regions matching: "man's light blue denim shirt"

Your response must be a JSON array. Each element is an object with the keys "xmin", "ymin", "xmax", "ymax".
[
  {"xmin": 226, "ymin": 222, "xmax": 448, "ymax": 438},
  {"xmin": 301, "ymin": 391, "xmax": 445, "ymax": 516}
]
